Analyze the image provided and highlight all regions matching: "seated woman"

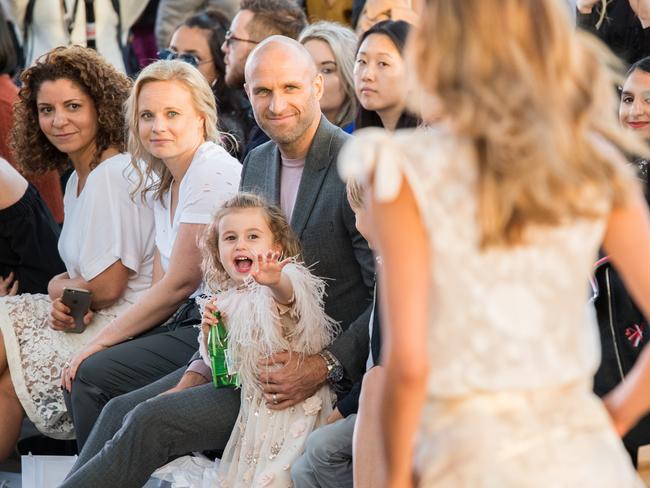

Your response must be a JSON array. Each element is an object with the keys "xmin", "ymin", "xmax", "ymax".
[
  {"xmin": 0, "ymin": 6, "xmax": 63, "ymax": 223},
  {"xmin": 0, "ymin": 157, "xmax": 65, "ymax": 295},
  {"xmin": 162, "ymin": 8, "xmax": 255, "ymax": 159},
  {"xmin": 63, "ymin": 59, "xmax": 242, "ymax": 449},
  {"xmin": 0, "ymin": 45, "xmax": 156, "ymax": 461},
  {"xmin": 353, "ymin": 19, "xmax": 419, "ymax": 131},
  {"xmin": 299, "ymin": 21, "xmax": 358, "ymax": 133}
]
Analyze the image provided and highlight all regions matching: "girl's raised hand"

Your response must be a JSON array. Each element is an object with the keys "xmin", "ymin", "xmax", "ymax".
[{"xmin": 250, "ymin": 251, "xmax": 291, "ymax": 286}]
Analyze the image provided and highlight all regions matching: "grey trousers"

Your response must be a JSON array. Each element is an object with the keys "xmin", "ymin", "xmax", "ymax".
[
  {"xmin": 291, "ymin": 413, "xmax": 356, "ymax": 488},
  {"xmin": 63, "ymin": 302, "xmax": 201, "ymax": 449},
  {"xmin": 60, "ymin": 367, "xmax": 241, "ymax": 488}
]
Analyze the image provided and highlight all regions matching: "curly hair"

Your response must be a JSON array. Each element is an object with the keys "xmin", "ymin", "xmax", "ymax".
[
  {"xmin": 10, "ymin": 46, "xmax": 131, "ymax": 174},
  {"xmin": 200, "ymin": 193, "xmax": 302, "ymax": 291}
]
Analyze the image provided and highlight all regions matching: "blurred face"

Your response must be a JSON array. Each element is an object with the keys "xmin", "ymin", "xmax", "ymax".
[
  {"xmin": 218, "ymin": 208, "xmax": 279, "ymax": 283},
  {"xmin": 352, "ymin": 202, "xmax": 373, "ymax": 248},
  {"xmin": 170, "ymin": 26, "xmax": 218, "ymax": 86},
  {"xmin": 137, "ymin": 80, "xmax": 205, "ymax": 166},
  {"xmin": 354, "ymin": 33, "xmax": 408, "ymax": 115},
  {"xmin": 221, "ymin": 10, "xmax": 257, "ymax": 88},
  {"xmin": 245, "ymin": 46, "xmax": 323, "ymax": 150},
  {"xmin": 36, "ymin": 78, "xmax": 98, "ymax": 163},
  {"xmin": 620, "ymin": 69, "xmax": 650, "ymax": 141},
  {"xmin": 303, "ymin": 39, "xmax": 346, "ymax": 124}
]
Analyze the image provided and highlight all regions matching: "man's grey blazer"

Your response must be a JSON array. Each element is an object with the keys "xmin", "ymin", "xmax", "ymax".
[{"xmin": 240, "ymin": 116, "xmax": 375, "ymax": 388}]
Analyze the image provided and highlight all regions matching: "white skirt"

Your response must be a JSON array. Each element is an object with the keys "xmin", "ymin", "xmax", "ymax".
[{"xmin": 0, "ymin": 294, "xmax": 116, "ymax": 439}]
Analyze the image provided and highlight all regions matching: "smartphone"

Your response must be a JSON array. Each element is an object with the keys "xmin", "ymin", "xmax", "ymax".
[{"xmin": 61, "ymin": 287, "xmax": 92, "ymax": 333}]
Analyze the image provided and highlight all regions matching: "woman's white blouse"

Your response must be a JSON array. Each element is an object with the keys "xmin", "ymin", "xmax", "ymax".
[
  {"xmin": 59, "ymin": 153, "xmax": 156, "ymax": 311},
  {"xmin": 153, "ymin": 141, "xmax": 241, "ymax": 295}
]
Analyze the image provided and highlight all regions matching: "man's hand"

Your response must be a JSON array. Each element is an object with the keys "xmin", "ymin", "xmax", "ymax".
[
  {"xmin": 258, "ymin": 352, "xmax": 328, "ymax": 410},
  {"xmin": 161, "ymin": 371, "xmax": 210, "ymax": 396}
]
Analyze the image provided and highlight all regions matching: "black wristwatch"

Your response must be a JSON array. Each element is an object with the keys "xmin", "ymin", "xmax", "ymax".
[{"xmin": 318, "ymin": 350, "xmax": 344, "ymax": 384}]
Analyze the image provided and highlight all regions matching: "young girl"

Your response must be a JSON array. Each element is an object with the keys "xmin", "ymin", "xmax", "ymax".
[{"xmin": 198, "ymin": 193, "xmax": 338, "ymax": 487}]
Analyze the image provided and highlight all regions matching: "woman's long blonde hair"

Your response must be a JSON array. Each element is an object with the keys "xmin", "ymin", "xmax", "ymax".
[
  {"xmin": 299, "ymin": 21, "xmax": 358, "ymax": 128},
  {"xmin": 408, "ymin": 0, "xmax": 648, "ymax": 247},
  {"xmin": 126, "ymin": 60, "xmax": 223, "ymax": 202}
]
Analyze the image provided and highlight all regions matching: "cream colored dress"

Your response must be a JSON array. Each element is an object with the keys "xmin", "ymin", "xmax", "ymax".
[
  {"xmin": 339, "ymin": 127, "xmax": 643, "ymax": 487},
  {"xmin": 198, "ymin": 263, "xmax": 338, "ymax": 488}
]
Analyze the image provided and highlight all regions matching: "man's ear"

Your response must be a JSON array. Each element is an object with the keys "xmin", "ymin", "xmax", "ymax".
[
  {"xmin": 244, "ymin": 82, "xmax": 250, "ymax": 99},
  {"xmin": 313, "ymin": 73, "xmax": 324, "ymax": 101}
]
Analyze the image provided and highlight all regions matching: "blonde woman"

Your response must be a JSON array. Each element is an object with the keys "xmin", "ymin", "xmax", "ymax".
[
  {"xmin": 300, "ymin": 21, "xmax": 358, "ymax": 132},
  {"xmin": 63, "ymin": 59, "xmax": 241, "ymax": 449},
  {"xmin": 339, "ymin": 0, "xmax": 650, "ymax": 486}
]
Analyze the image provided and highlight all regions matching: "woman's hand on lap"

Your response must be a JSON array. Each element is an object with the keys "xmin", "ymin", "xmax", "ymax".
[{"xmin": 61, "ymin": 342, "xmax": 107, "ymax": 391}]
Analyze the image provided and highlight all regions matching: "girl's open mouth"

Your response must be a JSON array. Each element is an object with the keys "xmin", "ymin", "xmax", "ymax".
[{"xmin": 234, "ymin": 256, "xmax": 253, "ymax": 273}]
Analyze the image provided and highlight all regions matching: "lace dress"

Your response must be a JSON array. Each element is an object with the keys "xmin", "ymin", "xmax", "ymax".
[
  {"xmin": 339, "ymin": 128, "xmax": 643, "ymax": 487},
  {"xmin": 0, "ymin": 154, "xmax": 155, "ymax": 439},
  {"xmin": 197, "ymin": 263, "xmax": 338, "ymax": 488}
]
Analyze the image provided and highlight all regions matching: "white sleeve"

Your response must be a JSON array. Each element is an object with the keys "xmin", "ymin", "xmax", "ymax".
[
  {"xmin": 77, "ymin": 161, "xmax": 155, "ymax": 281},
  {"xmin": 177, "ymin": 152, "xmax": 241, "ymax": 225}
]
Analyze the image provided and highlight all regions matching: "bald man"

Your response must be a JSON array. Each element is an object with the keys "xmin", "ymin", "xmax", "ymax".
[
  {"xmin": 59, "ymin": 37, "xmax": 374, "ymax": 488},
  {"xmin": 240, "ymin": 35, "xmax": 374, "ymax": 411}
]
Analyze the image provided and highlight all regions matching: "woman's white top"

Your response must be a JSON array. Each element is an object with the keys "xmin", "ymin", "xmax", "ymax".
[
  {"xmin": 153, "ymin": 141, "xmax": 241, "ymax": 296},
  {"xmin": 59, "ymin": 153, "xmax": 155, "ymax": 313}
]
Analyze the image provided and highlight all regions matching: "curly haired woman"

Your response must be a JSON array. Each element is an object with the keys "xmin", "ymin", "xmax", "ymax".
[{"xmin": 0, "ymin": 45, "xmax": 155, "ymax": 460}]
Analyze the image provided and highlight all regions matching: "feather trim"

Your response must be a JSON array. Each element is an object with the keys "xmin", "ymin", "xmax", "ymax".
[{"xmin": 196, "ymin": 261, "xmax": 340, "ymax": 389}]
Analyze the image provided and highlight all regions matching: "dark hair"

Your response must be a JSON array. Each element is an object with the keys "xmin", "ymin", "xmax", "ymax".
[
  {"xmin": 240, "ymin": 0, "xmax": 307, "ymax": 40},
  {"xmin": 11, "ymin": 46, "xmax": 131, "ymax": 173},
  {"xmin": 181, "ymin": 9, "xmax": 229, "ymax": 91},
  {"xmin": 0, "ymin": 7, "xmax": 17, "ymax": 75},
  {"xmin": 179, "ymin": 9, "xmax": 244, "ymax": 120},
  {"xmin": 626, "ymin": 56, "xmax": 650, "ymax": 78},
  {"xmin": 354, "ymin": 20, "xmax": 419, "ymax": 130}
]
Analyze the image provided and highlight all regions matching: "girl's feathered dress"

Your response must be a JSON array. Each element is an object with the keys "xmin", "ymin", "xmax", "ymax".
[{"xmin": 198, "ymin": 262, "xmax": 339, "ymax": 488}]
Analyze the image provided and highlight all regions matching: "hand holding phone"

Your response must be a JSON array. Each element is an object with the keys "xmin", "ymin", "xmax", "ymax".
[{"xmin": 60, "ymin": 287, "xmax": 92, "ymax": 333}]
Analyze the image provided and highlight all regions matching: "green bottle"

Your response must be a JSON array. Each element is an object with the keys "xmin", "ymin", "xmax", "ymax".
[{"xmin": 208, "ymin": 311, "xmax": 238, "ymax": 388}]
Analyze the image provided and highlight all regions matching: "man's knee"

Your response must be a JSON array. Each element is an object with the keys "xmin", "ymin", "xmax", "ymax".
[
  {"xmin": 291, "ymin": 451, "xmax": 314, "ymax": 486},
  {"xmin": 304, "ymin": 423, "xmax": 345, "ymax": 466}
]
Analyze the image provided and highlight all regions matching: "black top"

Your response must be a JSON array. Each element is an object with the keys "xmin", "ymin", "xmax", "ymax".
[
  {"xmin": 0, "ymin": 184, "xmax": 65, "ymax": 294},
  {"xmin": 337, "ymin": 282, "xmax": 382, "ymax": 417},
  {"xmin": 577, "ymin": 0, "xmax": 650, "ymax": 65}
]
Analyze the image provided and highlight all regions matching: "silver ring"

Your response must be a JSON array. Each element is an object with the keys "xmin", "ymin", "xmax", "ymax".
[
  {"xmin": 64, "ymin": 362, "xmax": 70, "ymax": 369},
  {"xmin": 272, "ymin": 393, "xmax": 278, "ymax": 405}
]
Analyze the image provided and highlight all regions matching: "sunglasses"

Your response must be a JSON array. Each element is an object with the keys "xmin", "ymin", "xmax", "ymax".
[
  {"xmin": 158, "ymin": 49, "xmax": 212, "ymax": 67},
  {"xmin": 224, "ymin": 30, "xmax": 259, "ymax": 47}
]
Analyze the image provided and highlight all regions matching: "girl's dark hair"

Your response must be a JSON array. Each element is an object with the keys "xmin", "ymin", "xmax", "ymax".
[
  {"xmin": 626, "ymin": 56, "xmax": 650, "ymax": 78},
  {"xmin": 354, "ymin": 20, "xmax": 419, "ymax": 130},
  {"xmin": 0, "ymin": 7, "xmax": 17, "ymax": 75}
]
